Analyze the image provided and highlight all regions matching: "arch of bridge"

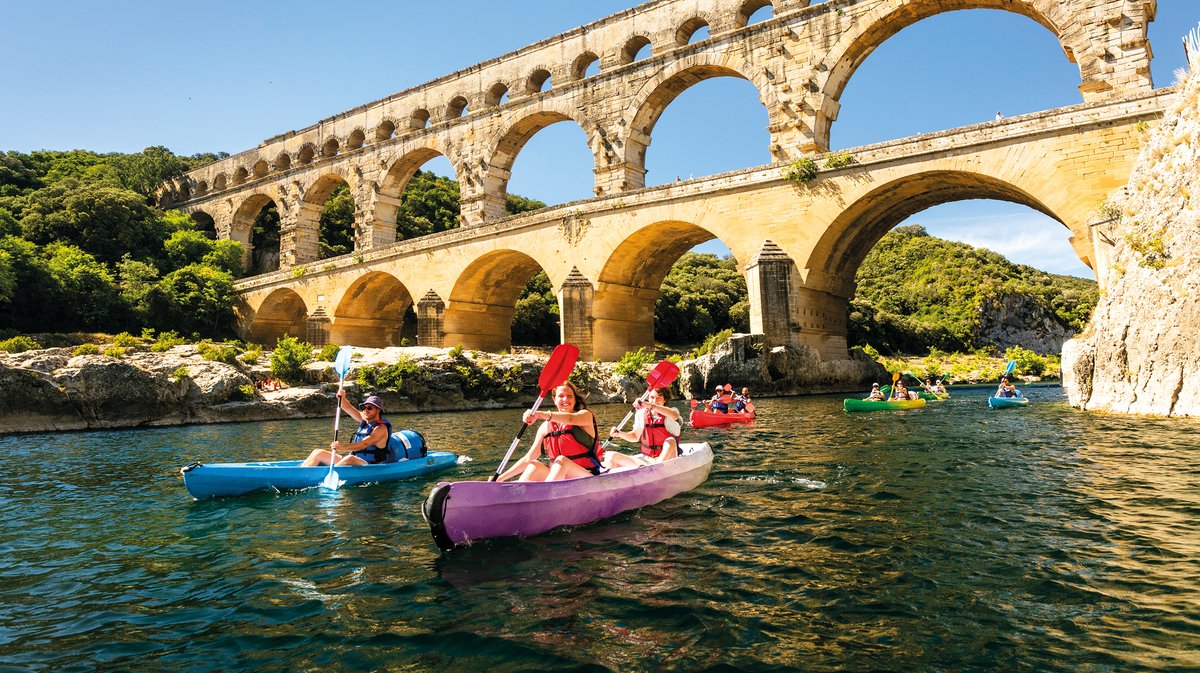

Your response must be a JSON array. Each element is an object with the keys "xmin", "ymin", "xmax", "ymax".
[
  {"xmin": 329, "ymin": 271, "xmax": 414, "ymax": 348},
  {"xmin": 442, "ymin": 249, "xmax": 555, "ymax": 353},
  {"xmin": 248, "ymin": 288, "xmax": 307, "ymax": 346},
  {"xmin": 621, "ymin": 51, "xmax": 781, "ymax": 186},
  {"xmin": 810, "ymin": 0, "xmax": 1131, "ymax": 149}
]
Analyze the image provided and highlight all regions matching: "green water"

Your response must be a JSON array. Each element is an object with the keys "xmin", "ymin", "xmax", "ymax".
[{"xmin": 1, "ymin": 386, "xmax": 1197, "ymax": 672}]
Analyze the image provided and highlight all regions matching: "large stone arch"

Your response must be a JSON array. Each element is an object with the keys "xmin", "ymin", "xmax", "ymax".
[
  {"xmin": 231, "ymin": 192, "xmax": 281, "ymax": 274},
  {"xmin": 443, "ymin": 249, "xmax": 555, "ymax": 353},
  {"xmin": 330, "ymin": 271, "xmax": 415, "ymax": 347},
  {"xmin": 295, "ymin": 171, "xmax": 357, "ymax": 266},
  {"xmin": 592, "ymin": 220, "xmax": 739, "ymax": 361},
  {"xmin": 806, "ymin": 170, "xmax": 1065, "ymax": 294},
  {"xmin": 249, "ymin": 288, "xmax": 308, "ymax": 347},
  {"xmin": 476, "ymin": 107, "xmax": 601, "ymax": 221},
  {"xmin": 810, "ymin": 0, "xmax": 1143, "ymax": 151},
  {"xmin": 370, "ymin": 141, "xmax": 461, "ymax": 244},
  {"xmin": 621, "ymin": 52, "xmax": 783, "ymax": 190}
]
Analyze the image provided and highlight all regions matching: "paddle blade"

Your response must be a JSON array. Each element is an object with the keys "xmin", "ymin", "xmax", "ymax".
[
  {"xmin": 689, "ymin": 399, "xmax": 700, "ymax": 409},
  {"xmin": 537, "ymin": 344, "xmax": 579, "ymax": 394},
  {"xmin": 1004, "ymin": 360, "xmax": 1016, "ymax": 376},
  {"xmin": 321, "ymin": 468, "xmax": 341, "ymax": 490},
  {"xmin": 892, "ymin": 372, "xmax": 900, "ymax": 383},
  {"xmin": 645, "ymin": 360, "xmax": 680, "ymax": 390},
  {"xmin": 333, "ymin": 346, "xmax": 353, "ymax": 380}
]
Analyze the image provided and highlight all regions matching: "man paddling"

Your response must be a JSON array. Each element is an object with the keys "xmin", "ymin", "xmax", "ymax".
[{"xmin": 301, "ymin": 393, "xmax": 393, "ymax": 467}]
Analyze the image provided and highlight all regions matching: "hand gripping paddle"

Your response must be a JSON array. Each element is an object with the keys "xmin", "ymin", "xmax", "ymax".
[
  {"xmin": 601, "ymin": 360, "xmax": 681, "ymax": 451},
  {"xmin": 321, "ymin": 346, "xmax": 354, "ymax": 490}
]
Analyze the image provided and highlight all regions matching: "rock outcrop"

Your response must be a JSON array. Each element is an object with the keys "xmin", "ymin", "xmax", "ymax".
[
  {"xmin": 0, "ymin": 337, "xmax": 884, "ymax": 434},
  {"xmin": 1063, "ymin": 53, "xmax": 1200, "ymax": 416},
  {"xmin": 679, "ymin": 334, "xmax": 886, "ymax": 398}
]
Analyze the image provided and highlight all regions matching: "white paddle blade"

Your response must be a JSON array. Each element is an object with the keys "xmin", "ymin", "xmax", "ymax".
[{"xmin": 321, "ymin": 468, "xmax": 341, "ymax": 490}]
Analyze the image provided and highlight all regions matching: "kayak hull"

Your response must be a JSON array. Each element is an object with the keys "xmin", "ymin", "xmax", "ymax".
[
  {"xmin": 988, "ymin": 396, "xmax": 1029, "ymax": 409},
  {"xmin": 181, "ymin": 451, "xmax": 459, "ymax": 498},
  {"xmin": 843, "ymin": 398, "xmax": 928, "ymax": 412},
  {"xmin": 422, "ymin": 442, "xmax": 714, "ymax": 550},
  {"xmin": 917, "ymin": 391, "xmax": 950, "ymax": 401},
  {"xmin": 689, "ymin": 409, "xmax": 755, "ymax": 427}
]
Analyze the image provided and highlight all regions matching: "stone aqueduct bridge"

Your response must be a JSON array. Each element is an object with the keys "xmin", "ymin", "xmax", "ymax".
[{"xmin": 160, "ymin": 0, "xmax": 1168, "ymax": 361}]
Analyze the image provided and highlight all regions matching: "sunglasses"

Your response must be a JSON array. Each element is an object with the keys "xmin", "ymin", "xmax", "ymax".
[{"xmin": 359, "ymin": 404, "xmax": 377, "ymax": 411}]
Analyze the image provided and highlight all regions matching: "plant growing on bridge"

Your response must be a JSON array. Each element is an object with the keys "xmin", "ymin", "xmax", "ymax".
[
  {"xmin": 782, "ymin": 157, "xmax": 819, "ymax": 183},
  {"xmin": 1123, "ymin": 224, "xmax": 1170, "ymax": 269},
  {"xmin": 823, "ymin": 150, "xmax": 857, "ymax": 169}
]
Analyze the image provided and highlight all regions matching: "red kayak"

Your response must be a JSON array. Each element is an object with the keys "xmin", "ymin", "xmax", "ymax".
[{"xmin": 690, "ymin": 408, "xmax": 756, "ymax": 428}]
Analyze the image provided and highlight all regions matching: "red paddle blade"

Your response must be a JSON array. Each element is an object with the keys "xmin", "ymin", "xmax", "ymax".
[
  {"xmin": 689, "ymin": 399, "xmax": 700, "ymax": 408},
  {"xmin": 644, "ymin": 360, "xmax": 680, "ymax": 390},
  {"xmin": 538, "ymin": 344, "xmax": 580, "ymax": 394}
]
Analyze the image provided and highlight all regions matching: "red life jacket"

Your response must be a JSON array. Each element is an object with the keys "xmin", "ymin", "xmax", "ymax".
[
  {"xmin": 542, "ymin": 417, "xmax": 604, "ymax": 472},
  {"xmin": 639, "ymin": 409, "xmax": 679, "ymax": 458}
]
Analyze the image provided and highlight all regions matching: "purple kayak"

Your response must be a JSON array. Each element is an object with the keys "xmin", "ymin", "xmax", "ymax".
[{"xmin": 422, "ymin": 442, "xmax": 714, "ymax": 550}]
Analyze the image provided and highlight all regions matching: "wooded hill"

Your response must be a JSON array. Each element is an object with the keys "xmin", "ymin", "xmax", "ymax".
[{"xmin": 848, "ymin": 224, "xmax": 1097, "ymax": 355}]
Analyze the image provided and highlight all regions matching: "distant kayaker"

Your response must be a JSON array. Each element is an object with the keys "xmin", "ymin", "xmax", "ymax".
[
  {"xmin": 301, "ymin": 392, "xmax": 392, "ymax": 467},
  {"xmin": 931, "ymin": 379, "xmax": 947, "ymax": 394},
  {"xmin": 605, "ymin": 388, "xmax": 682, "ymax": 469},
  {"xmin": 865, "ymin": 383, "xmax": 886, "ymax": 401},
  {"xmin": 734, "ymin": 386, "xmax": 752, "ymax": 412},
  {"xmin": 710, "ymin": 384, "xmax": 734, "ymax": 413},
  {"xmin": 891, "ymin": 381, "xmax": 912, "ymax": 401},
  {"xmin": 997, "ymin": 377, "xmax": 1020, "ymax": 398},
  {"xmin": 496, "ymin": 381, "xmax": 604, "ymax": 482}
]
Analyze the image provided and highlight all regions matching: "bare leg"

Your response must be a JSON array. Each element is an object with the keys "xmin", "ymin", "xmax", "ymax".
[
  {"xmin": 546, "ymin": 456, "xmax": 596, "ymax": 481},
  {"xmin": 301, "ymin": 449, "xmax": 337, "ymax": 467},
  {"xmin": 517, "ymin": 461, "xmax": 551, "ymax": 482},
  {"xmin": 659, "ymin": 438, "xmax": 679, "ymax": 462}
]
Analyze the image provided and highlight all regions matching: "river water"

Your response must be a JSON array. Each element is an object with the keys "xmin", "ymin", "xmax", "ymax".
[{"xmin": 1, "ymin": 386, "xmax": 1197, "ymax": 672}]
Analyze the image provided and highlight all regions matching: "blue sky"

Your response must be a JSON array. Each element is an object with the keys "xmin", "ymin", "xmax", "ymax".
[{"xmin": 3, "ymin": 1, "xmax": 1197, "ymax": 278}]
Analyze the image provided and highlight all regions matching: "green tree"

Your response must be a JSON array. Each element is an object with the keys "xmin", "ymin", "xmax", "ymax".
[
  {"xmin": 396, "ymin": 170, "xmax": 461, "ymax": 240},
  {"xmin": 43, "ymin": 243, "xmax": 121, "ymax": 329},
  {"xmin": 118, "ymin": 256, "xmax": 162, "ymax": 327},
  {"xmin": 203, "ymin": 240, "xmax": 245, "ymax": 276},
  {"xmin": 250, "ymin": 204, "xmax": 281, "ymax": 275},
  {"xmin": 654, "ymin": 252, "xmax": 749, "ymax": 344},
  {"xmin": 319, "ymin": 184, "xmax": 355, "ymax": 259},
  {"xmin": 18, "ymin": 181, "xmax": 166, "ymax": 266},
  {"xmin": 109, "ymin": 146, "xmax": 191, "ymax": 197},
  {"xmin": 155, "ymin": 264, "xmax": 237, "ymax": 336},
  {"xmin": 164, "ymin": 229, "xmax": 216, "ymax": 271}
]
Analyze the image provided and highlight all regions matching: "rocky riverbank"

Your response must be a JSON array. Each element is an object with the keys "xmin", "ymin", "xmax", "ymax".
[{"xmin": 0, "ymin": 335, "xmax": 886, "ymax": 435}]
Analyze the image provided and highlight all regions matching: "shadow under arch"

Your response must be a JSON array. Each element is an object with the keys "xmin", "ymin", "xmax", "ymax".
[
  {"xmin": 810, "ymin": 170, "xmax": 1068, "ymax": 288},
  {"xmin": 249, "ymin": 288, "xmax": 308, "ymax": 347},
  {"xmin": 592, "ymin": 220, "xmax": 740, "ymax": 361},
  {"xmin": 443, "ymin": 249, "xmax": 553, "ymax": 353},
  {"xmin": 812, "ymin": 0, "xmax": 1088, "ymax": 151},
  {"xmin": 232, "ymin": 193, "xmax": 280, "ymax": 275},
  {"xmin": 622, "ymin": 54, "xmax": 780, "ymax": 189},
  {"xmin": 331, "ymin": 271, "xmax": 415, "ymax": 348},
  {"xmin": 295, "ymin": 172, "xmax": 354, "ymax": 265},
  {"xmin": 481, "ymin": 109, "xmax": 598, "ymax": 220}
]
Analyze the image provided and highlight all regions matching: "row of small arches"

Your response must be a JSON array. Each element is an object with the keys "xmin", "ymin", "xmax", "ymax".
[{"xmin": 175, "ymin": 1, "xmax": 776, "ymax": 201}]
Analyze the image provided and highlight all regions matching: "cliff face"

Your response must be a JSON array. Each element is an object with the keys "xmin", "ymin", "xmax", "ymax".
[{"xmin": 1063, "ymin": 57, "xmax": 1200, "ymax": 416}]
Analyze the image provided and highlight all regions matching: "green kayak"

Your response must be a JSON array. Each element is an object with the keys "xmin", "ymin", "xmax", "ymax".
[
  {"xmin": 843, "ymin": 398, "xmax": 927, "ymax": 412},
  {"xmin": 917, "ymin": 391, "xmax": 950, "ymax": 401}
]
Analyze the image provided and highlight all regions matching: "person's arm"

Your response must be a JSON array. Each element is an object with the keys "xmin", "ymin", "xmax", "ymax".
[
  {"xmin": 639, "ymin": 399, "xmax": 680, "ymax": 421},
  {"xmin": 336, "ymin": 389, "xmax": 363, "ymax": 423},
  {"xmin": 527, "ymin": 408, "xmax": 593, "ymax": 427},
  {"xmin": 495, "ymin": 424, "xmax": 549, "ymax": 482}
]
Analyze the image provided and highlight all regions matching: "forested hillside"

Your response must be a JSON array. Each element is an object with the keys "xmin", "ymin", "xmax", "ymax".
[{"xmin": 849, "ymin": 225, "xmax": 1098, "ymax": 355}]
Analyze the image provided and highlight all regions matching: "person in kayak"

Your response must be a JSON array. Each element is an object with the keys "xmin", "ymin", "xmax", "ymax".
[
  {"xmin": 996, "ymin": 377, "xmax": 1021, "ymax": 398},
  {"xmin": 891, "ymin": 381, "xmax": 911, "ymax": 401},
  {"xmin": 710, "ymin": 384, "xmax": 735, "ymax": 413},
  {"xmin": 734, "ymin": 387, "xmax": 752, "ymax": 412},
  {"xmin": 931, "ymin": 379, "xmax": 948, "ymax": 394},
  {"xmin": 865, "ymin": 382, "xmax": 886, "ymax": 401},
  {"xmin": 496, "ymin": 381, "xmax": 603, "ymax": 482},
  {"xmin": 605, "ymin": 388, "xmax": 682, "ymax": 469},
  {"xmin": 301, "ymin": 392, "xmax": 393, "ymax": 466}
]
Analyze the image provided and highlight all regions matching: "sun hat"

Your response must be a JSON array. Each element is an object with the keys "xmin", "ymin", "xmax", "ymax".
[{"xmin": 360, "ymin": 395, "xmax": 384, "ymax": 411}]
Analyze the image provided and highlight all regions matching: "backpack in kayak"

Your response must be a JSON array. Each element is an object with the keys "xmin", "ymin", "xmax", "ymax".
[{"xmin": 387, "ymin": 430, "xmax": 428, "ymax": 461}]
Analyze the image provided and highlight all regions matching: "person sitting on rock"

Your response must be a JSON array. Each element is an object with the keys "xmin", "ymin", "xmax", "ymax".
[
  {"xmin": 301, "ymin": 393, "xmax": 393, "ymax": 466},
  {"xmin": 866, "ymin": 383, "xmax": 886, "ymax": 401}
]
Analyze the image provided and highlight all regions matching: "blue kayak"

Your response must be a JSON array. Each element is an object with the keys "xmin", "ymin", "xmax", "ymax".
[
  {"xmin": 988, "ymin": 396, "xmax": 1029, "ymax": 409},
  {"xmin": 181, "ymin": 451, "xmax": 459, "ymax": 498}
]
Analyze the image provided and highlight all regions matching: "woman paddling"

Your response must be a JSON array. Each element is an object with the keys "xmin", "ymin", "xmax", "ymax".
[
  {"xmin": 301, "ymin": 392, "xmax": 392, "ymax": 467},
  {"xmin": 996, "ymin": 376, "xmax": 1021, "ymax": 398},
  {"xmin": 605, "ymin": 388, "xmax": 682, "ymax": 469},
  {"xmin": 495, "ymin": 381, "xmax": 604, "ymax": 482}
]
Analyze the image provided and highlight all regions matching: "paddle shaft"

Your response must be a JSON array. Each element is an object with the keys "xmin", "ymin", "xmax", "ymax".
[
  {"xmin": 600, "ymin": 390, "xmax": 652, "ymax": 451},
  {"xmin": 325, "ymin": 379, "xmax": 347, "ymax": 480},
  {"xmin": 491, "ymin": 394, "xmax": 548, "ymax": 480}
]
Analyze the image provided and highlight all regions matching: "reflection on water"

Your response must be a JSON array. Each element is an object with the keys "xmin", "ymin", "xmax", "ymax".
[{"xmin": 1, "ymin": 388, "xmax": 1198, "ymax": 672}]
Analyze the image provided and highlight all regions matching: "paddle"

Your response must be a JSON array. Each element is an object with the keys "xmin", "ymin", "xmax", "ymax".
[
  {"xmin": 321, "ymin": 346, "xmax": 354, "ymax": 490},
  {"xmin": 490, "ymin": 343, "xmax": 580, "ymax": 481},
  {"xmin": 906, "ymin": 371, "xmax": 936, "ymax": 394},
  {"xmin": 601, "ymin": 361, "xmax": 681, "ymax": 451}
]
